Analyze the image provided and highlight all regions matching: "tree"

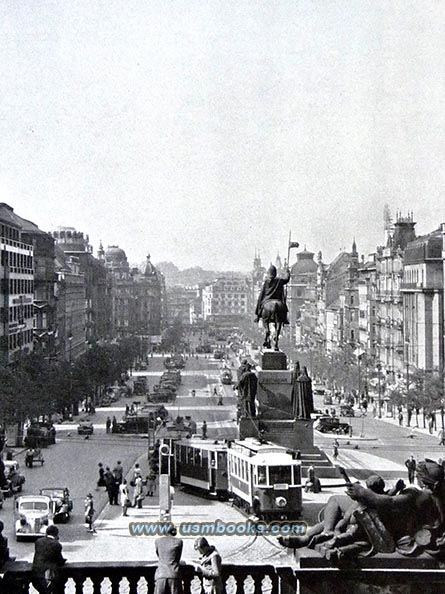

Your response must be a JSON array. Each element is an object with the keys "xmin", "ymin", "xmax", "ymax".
[{"xmin": 160, "ymin": 319, "xmax": 184, "ymax": 351}]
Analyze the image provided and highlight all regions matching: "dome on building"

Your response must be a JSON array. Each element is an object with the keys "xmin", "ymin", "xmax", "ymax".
[
  {"xmin": 105, "ymin": 245, "xmax": 128, "ymax": 262},
  {"xmin": 290, "ymin": 248, "xmax": 317, "ymax": 275}
]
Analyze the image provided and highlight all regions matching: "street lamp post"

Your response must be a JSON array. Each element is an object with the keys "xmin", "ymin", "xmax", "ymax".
[{"xmin": 377, "ymin": 363, "xmax": 382, "ymax": 419}]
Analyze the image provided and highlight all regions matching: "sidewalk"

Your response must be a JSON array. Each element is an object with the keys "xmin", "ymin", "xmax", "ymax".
[{"xmin": 375, "ymin": 409, "xmax": 443, "ymax": 441}]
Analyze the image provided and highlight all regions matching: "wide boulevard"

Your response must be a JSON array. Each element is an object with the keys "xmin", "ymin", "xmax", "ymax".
[{"xmin": 2, "ymin": 348, "xmax": 443, "ymax": 565}]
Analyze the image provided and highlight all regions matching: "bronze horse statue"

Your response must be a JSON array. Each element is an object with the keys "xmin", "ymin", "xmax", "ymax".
[
  {"xmin": 255, "ymin": 265, "xmax": 290, "ymax": 351},
  {"xmin": 259, "ymin": 300, "xmax": 287, "ymax": 350}
]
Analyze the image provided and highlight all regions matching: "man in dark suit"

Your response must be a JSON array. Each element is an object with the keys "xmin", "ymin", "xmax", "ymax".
[
  {"xmin": 31, "ymin": 525, "xmax": 66, "ymax": 594},
  {"xmin": 154, "ymin": 524, "xmax": 183, "ymax": 594}
]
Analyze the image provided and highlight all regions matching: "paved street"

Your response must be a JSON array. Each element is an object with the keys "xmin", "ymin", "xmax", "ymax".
[{"xmin": 3, "ymin": 352, "xmax": 444, "ymax": 566}]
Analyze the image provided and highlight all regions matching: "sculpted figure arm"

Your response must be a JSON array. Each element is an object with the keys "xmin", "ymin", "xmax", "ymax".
[
  {"xmin": 346, "ymin": 483, "xmax": 413, "ymax": 512},
  {"xmin": 282, "ymin": 268, "xmax": 291, "ymax": 284}
]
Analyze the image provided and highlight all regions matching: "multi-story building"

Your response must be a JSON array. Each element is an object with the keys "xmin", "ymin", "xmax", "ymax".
[
  {"xmin": 131, "ymin": 255, "xmax": 164, "ymax": 338},
  {"xmin": 104, "ymin": 248, "xmax": 164, "ymax": 343},
  {"xmin": 323, "ymin": 243, "xmax": 359, "ymax": 351},
  {"xmin": 104, "ymin": 246, "xmax": 135, "ymax": 337},
  {"xmin": 402, "ymin": 228, "xmax": 443, "ymax": 373},
  {"xmin": 0, "ymin": 204, "xmax": 35, "ymax": 365},
  {"xmin": 53, "ymin": 229, "xmax": 112, "ymax": 342},
  {"xmin": 374, "ymin": 213, "xmax": 416, "ymax": 381},
  {"xmin": 202, "ymin": 275, "xmax": 251, "ymax": 326},
  {"xmin": 357, "ymin": 255, "xmax": 377, "ymax": 359},
  {"xmin": 166, "ymin": 286, "xmax": 200, "ymax": 326},
  {"xmin": 54, "ymin": 247, "xmax": 87, "ymax": 361},
  {"xmin": 288, "ymin": 248, "xmax": 318, "ymax": 345}
]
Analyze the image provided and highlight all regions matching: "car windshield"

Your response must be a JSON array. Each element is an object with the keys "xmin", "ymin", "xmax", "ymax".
[
  {"xmin": 42, "ymin": 490, "xmax": 63, "ymax": 497},
  {"xmin": 20, "ymin": 501, "xmax": 48, "ymax": 511}
]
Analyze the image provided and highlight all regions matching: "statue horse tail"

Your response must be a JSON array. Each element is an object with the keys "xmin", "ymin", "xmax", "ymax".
[{"xmin": 260, "ymin": 300, "xmax": 287, "ymax": 325}]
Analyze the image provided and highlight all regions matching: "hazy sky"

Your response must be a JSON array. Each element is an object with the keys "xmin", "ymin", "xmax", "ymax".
[{"xmin": 1, "ymin": 1, "xmax": 445, "ymax": 270}]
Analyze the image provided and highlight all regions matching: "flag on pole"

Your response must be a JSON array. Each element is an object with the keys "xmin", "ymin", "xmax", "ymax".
[{"xmin": 289, "ymin": 241, "xmax": 299, "ymax": 249}]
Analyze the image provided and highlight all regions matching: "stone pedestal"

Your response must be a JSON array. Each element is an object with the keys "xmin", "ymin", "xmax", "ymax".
[
  {"xmin": 260, "ymin": 350, "xmax": 287, "ymax": 370},
  {"xmin": 257, "ymin": 368, "xmax": 293, "ymax": 419},
  {"xmin": 256, "ymin": 350, "xmax": 292, "ymax": 418}
]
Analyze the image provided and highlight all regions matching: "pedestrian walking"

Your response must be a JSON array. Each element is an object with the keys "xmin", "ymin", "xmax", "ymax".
[
  {"xmin": 202, "ymin": 420, "xmax": 207, "ymax": 439},
  {"xmin": 132, "ymin": 475, "xmax": 145, "ymax": 508},
  {"xmin": 84, "ymin": 493, "xmax": 96, "ymax": 533},
  {"xmin": 439, "ymin": 429, "xmax": 445, "ymax": 446},
  {"xmin": 104, "ymin": 466, "xmax": 118, "ymax": 505},
  {"xmin": 192, "ymin": 537, "xmax": 224, "ymax": 594},
  {"xmin": 146, "ymin": 472, "xmax": 156, "ymax": 497},
  {"xmin": 154, "ymin": 524, "xmax": 183, "ymax": 594},
  {"xmin": 119, "ymin": 480, "xmax": 130, "ymax": 516},
  {"xmin": 332, "ymin": 439, "xmax": 339, "ymax": 460},
  {"xmin": 398, "ymin": 411, "xmax": 403, "ymax": 426},
  {"xmin": 112, "ymin": 416, "xmax": 118, "ymax": 433},
  {"xmin": 131, "ymin": 463, "xmax": 142, "ymax": 486},
  {"xmin": 31, "ymin": 525, "xmax": 66, "ymax": 594},
  {"xmin": 96, "ymin": 463, "xmax": 106, "ymax": 490},
  {"xmin": 405, "ymin": 454, "xmax": 416, "ymax": 484},
  {"xmin": 113, "ymin": 460, "xmax": 124, "ymax": 484},
  {"xmin": 25, "ymin": 447, "xmax": 35, "ymax": 468},
  {"xmin": 105, "ymin": 417, "xmax": 111, "ymax": 434}
]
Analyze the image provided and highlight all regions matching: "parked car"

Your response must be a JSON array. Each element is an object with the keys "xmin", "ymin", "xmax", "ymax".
[
  {"xmin": 221, "ymin": 369, "xmax": 233, "ymax": 385},
  {"xmin": 77, "ymin": 420, "xmax": 94, "ymax": 435},
  {"xmin": 340, "ymin": 404, "xmax": 355, "ymax": 417},
  {"xmin": 314, "ymin": 416, "xmax": 350, "ymax": 434},
  {"xmin": 40, "ymin": 487, "xmax": 73, "ymax": 523},
  {"xmin": 15, "ymin": 495, "xmax": 53, "ymax": 540},
  {"xmin": 313, "ymin": 384, "xmax": 327, "ymax": 396}
]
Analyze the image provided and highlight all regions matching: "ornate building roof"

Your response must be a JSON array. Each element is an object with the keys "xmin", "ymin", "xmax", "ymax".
[{"xmin": 290, "ymin": 248, "xmax": 317, "ymax": 276}]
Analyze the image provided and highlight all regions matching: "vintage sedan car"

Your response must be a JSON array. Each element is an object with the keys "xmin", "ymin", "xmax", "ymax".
[
  {"xmin": 314, "ymin": 416, "xmax": 350, "ymax": 435},
  {"xmin": 340, "ymin": 404, "xmax": 355, "ymax": 417},
  {"xmin": 77, "ymin": 420, "xmax": 94, "ymax": 435},
  {"xmin": 40, "ymin": 487, "xmax": 73, "ymax": 523},
  {"xmin": 15, "ymin": 495, "xmax": 54, "ymax": 540}
]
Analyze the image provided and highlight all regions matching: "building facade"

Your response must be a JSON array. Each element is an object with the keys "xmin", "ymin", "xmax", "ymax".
[
  {"xmin": 374, "ymin": 214, "xmax": 416, "ymax": 381},
  {"xmin": 0, "ymin": 204, "xmax": 35, "ymax": 365},
  {"xmin": 55, "ymin": 247, "xmax": 87, "ymax": 361},
  {"xmin": 202, "ymin": 275, "xmax": 251, "ymax": 325},
  {"xmin": 402, "ymin": 228, "xmax": 443, "ymax": 373},
  {"xmin": 53, "ymin": 229, "xmax": 112, "ymax": 343}
]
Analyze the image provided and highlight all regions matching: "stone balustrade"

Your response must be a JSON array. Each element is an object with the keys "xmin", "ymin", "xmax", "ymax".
[
  {"xmin": 3, "ymin": 557, "xmax": 445, "ymax": 593},
  {"xmin": 0, "ymin": 562, "xmax": 291, "ymax": 594}
]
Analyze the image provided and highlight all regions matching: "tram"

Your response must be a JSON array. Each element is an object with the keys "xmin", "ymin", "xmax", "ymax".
[
  {"xmin": 174, "ymin": 437, "xmax": 302, "ymax": 519},
  {"xmin": 227, "ymin": 438, "xmax": 302, "ymax": 521},
  {"xmin": 174, "ymin": 438, "xmax": 229, "ymax": 498}
]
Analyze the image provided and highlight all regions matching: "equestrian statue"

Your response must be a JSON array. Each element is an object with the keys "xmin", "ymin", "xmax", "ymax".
[{"xmin": 254, "ymin": 264, "xmax": 290, "ymax": 351}]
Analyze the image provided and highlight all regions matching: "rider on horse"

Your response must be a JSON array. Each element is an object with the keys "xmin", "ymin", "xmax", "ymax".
[{"xmin": 254, "ymin": 264, "xmax": 290, "ymax": 325}]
